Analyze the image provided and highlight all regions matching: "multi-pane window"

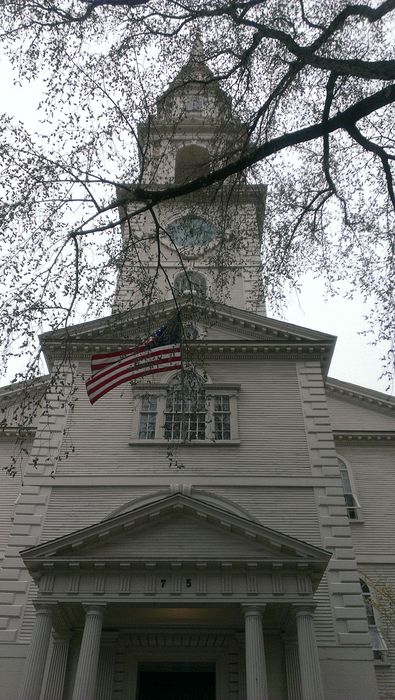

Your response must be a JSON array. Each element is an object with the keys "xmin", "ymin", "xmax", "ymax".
[
  {"xmin": 338, "ymin": 458, "xmax": 360, "ymax": 520},
  {"xmin": 360, "ymin": 579, "xmax": 388, "ymax": 661},
  {"xmin": 134, "ymin": 375, "xmax": 238, "ymax": 443},
  {"xmin": 164, "ymin": 374, "xmax": 206, "ymax": 441},
  {"xmin": 213, "ymin": 395, "xmax": 231, "ymax": 440},
  {"xmin": 138, "ymin": 395, "xmax": 157, "ymax": 439}
]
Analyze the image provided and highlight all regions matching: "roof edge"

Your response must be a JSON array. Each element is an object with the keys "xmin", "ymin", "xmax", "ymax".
[{"xmin": 326, "ymin": 376, "xmax": 395, "ymax": 408}]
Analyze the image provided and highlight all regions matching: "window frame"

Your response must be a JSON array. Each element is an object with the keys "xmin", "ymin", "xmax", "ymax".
[
  {"xmin": 138, "ymin": 394, "xmax": 158, "ymax": 440},
  {"xmin": 164, "ymin": 373, "xmax": 207, "ymax": 442},
  {"xmin": 174, "ymin": 271, "xmax": 207, "ymax": 298},
  {"xmin": 360, "ymin": 579, "xmax": 388, "ymax": 663},
  {"xmin": 130, "ymin": 379, "xmax": 240, "ymax": 445},
  {"xmin": 337, "ymin": 455, "xmax": 362, "ymax": 521}
]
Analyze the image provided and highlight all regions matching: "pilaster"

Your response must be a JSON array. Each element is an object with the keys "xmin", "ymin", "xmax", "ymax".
[
  {"xmin": 0, "ymin": 371, "xmax": 70, "ymax": 643},
  {"xmin": 296, "ymin": 362, "xmax": 372, "ymax": 649}
]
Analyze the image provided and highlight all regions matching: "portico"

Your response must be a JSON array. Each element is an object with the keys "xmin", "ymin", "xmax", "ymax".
[{"xmin": 18, "ymin": 491, "xmax": 329, "ymax": 700}]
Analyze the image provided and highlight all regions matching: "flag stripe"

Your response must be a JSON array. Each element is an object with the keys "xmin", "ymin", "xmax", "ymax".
[
  {"xmin": 87, "ymin": 345, "xmax": 180, "ymax": 388},
  {"xmin": 91, "ymin": 339, "xmax": 155, "ymax": 372},
  {"xmin": 91, "ymin": 347, "xmax": 142, "ymax": 372},
  {"xmin": 85, "ymin": 324, "xmax": 182, "ymax": 405},
  {"xmin": 87, "ymin": 356, "xmax": 182, "ymax": 404},
  {"xmin": 86, "ymin": 349, "xmax": 181, "ymax": 397},
  {"xmin": 90, "ymin": 328, "xmax": 166, "ymax": 373}
]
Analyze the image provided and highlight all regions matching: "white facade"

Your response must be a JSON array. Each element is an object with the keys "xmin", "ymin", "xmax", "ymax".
[{"xmin": 0, "ymin": 49, "xmax": 394, "ymax": 700}]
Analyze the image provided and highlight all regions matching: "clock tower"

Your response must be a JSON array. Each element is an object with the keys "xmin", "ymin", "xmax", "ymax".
[
  {"xmin": 1, "ymin": 32, "xmax": 390, "ymax": 700},
  {"xmin": 114, "ymin": 41, "xmax": 266, "ymax": 316}
]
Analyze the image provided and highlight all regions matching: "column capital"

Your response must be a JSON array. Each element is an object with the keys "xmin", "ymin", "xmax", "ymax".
[
  {"xmin": 33, "ymin": 602, "xmax": 56, "ymax": 614},
  {"xmin": 293, "ymin": 603, "xmax": 317, "ymax": 619},
  {"xmin": 83, "ymin": 604, "xmax": 106, "ymax": 615},
  {"xmin": 242, "ymin": 604, "xmax": 266, "ymax": 617}
]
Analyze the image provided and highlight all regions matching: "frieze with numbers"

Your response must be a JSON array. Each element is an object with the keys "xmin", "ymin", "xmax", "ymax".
[{"xmin": 38, "ymin": 567, "xmax": 316, "ymax": 602}]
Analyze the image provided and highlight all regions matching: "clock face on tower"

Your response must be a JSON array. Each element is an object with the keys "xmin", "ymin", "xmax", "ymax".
[{"xmin": 167, "ymin": 216, "xmax": 216, "ymax": 248}]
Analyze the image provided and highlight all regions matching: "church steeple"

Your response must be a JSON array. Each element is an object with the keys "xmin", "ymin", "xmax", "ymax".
[
  {"xmin": 138, "ymin": 33, "xmax": 243, "ymax": 188},
  {"xmin": 115, "ymin": 41, "xmax": 266, "ymax": 316},
  {"xmin": 189, "ymin": 30, "xmax": 204, "ymax": 63}
]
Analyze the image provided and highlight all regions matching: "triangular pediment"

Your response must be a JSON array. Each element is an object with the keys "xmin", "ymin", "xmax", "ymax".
[
  {"xmin": 22, "ymin": 492, "xmax": 330, "ymax": 574},
  {"xmin": 40, "ymin": 298, "xmax": 335, "ymax": 349}
]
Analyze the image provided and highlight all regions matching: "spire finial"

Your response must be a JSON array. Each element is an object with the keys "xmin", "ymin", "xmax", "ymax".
[{"xmin": 190, "ymin": 29, "xmax": 204, "ymax": 63}]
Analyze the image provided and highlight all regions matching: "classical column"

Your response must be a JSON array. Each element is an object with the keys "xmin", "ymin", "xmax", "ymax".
[
  {"xmin": 43, "ymin": 633, "xmax": 70, "ymax": 700},
  {"xmin": 17, "ymin": 603, "xmax": 54, "ymax": 700},
  {"xmin": 97, "ymin": 632, "xmax": 117, "ymax": 700},
  {"xmin": 295, "ymin": 605, "xmax": 325, "ymax": 700},
  {"xmin": 283, "ymin": 637, "xmax": 302, "ymax": 700},
  {"xmin": 71, "ymin": 605, "xmax": 105, "ymax": 700},
  {"xmin": 243, "ymin": 605, "xmax": 269, "ymax": 700}
]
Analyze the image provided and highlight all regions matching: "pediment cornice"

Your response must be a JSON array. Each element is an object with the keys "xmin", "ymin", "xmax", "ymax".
[
  {"xmin": 326, "ymin": 377, "xmax": 395, "ymax": 413},
  {"xmin": 22, "ymin": 492, "xmax": 330, "ymax": 576},
  {"xmin": 39, "ymin": 300, "xmax": 336, "ymax": 374}
]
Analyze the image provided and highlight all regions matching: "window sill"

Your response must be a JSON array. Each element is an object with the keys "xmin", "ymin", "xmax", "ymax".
[
  {"xmin": 129, "ymin": 439, "xmax": 241, "ymax": 446},
  {"xmin": 349, "ymin": 518, "xmax": 365, "ymax": 524}
]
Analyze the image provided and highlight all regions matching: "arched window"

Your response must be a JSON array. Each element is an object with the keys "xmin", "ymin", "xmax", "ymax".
[
  {"xmin": 360, "ymin": 579, "xmax": 388, "ymax": 661},
  {"xmin": 338, "ymin": 457, "xmax": 360, "ymax": 520},
  {"xmin": 174, "ymin": 271, "xmax": 207, "ymax": 297},
  {"xmin": 165, "ymin": 372, "xmax": 206, "ymax": 441},
  {"xmin": 175, "ymin": 145, "xmax": 210, "ymax": 184}
]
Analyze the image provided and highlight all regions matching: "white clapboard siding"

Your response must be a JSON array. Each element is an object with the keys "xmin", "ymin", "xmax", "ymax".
[
  {"xmin": 18, "ymin": 579, "xmax": 38, "ymax": 643},
  {"xmin": 41, "ymin": 487, "xmax": 155, "ymax": 542},
  {"xmin": 327, "ymin": 395, "xmax": 395, "ymax": 431},
  {"xmin": 72, "ymin": 514, "xmax": 283, "ymax": 560},
  {"xmin": 313, "ymin": 574, "xmax": 337, "ymax": 646},
  {"xmin": 58, "ymin": 360, "xmax": 310, "ymax": 477},
  {"xmin": 338, "ymin": 446, "xmax": 395, "ymax": 556},
  {"xmin": 41, "ymin": 486, "xmax": 320, "ymax": 546},
  {"xmin": 0, "ymin": 440, "xmax": 30, "ymax": 561},
  {"xmin": 212, "ymin": 487, "xmax": 321, "ymax": 546}
]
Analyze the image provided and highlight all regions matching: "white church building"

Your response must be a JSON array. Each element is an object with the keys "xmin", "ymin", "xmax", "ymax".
[{"xmin": 0, "ymin": 48, "xmax": 394, "ymax": 700}]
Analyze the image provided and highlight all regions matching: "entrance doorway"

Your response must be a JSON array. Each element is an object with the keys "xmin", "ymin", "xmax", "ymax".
[{"xmin": 137, "ymin": 662, "xmax": 216, "ymax": 700}]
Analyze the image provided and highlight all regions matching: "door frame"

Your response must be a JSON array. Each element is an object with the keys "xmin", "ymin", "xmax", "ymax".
[{"xmin": 123, "ymin": 647, "xmax": 229, "ymax": 700}]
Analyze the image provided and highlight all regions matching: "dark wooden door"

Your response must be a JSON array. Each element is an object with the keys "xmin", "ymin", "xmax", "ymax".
[{"xmin": 138, "ymin": 670, "xmax": 215, "ymax": 700}]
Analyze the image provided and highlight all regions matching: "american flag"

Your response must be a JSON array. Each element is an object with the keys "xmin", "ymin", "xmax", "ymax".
[{"xmin": 85, "ymin": 324, "xmax": 182, "ymax": 405}]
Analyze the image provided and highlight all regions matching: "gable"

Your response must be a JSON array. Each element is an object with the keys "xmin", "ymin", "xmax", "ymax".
[
  {"xmin": 21, "ymin": 493, "xmax": 330, "ymax": 574},
  {"xmin": 51, "ymin": 511, "xmax": 297, "ymax": 562},
  {"xmin": 327, "ymin": 394, "xmax": 395, "ymax": 431},
  {"xmin": 326, "ymin": 379, "xmax": 395, "ymax": 433},
  {"xmin": 39, "ymin": 299, "xmax": 335, "ymax": 372}
]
